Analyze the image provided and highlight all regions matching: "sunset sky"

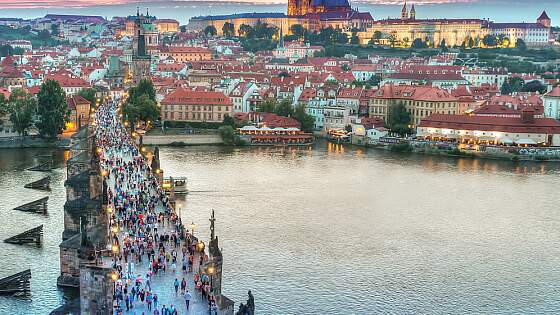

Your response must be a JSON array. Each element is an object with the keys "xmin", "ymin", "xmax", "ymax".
[{"xmin": 0, "ymin": 0, "xmax": 557, "ymax": 24}]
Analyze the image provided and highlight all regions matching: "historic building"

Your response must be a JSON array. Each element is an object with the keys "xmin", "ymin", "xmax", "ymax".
[
  {"xmin": 188, "ymin": 0, "xmax": 372, "ymax": 35},
  {"xmin": 369, "ymin": 84, "xmax": 459, "ymax": 126},
  {"xmin": 363, "ymin": 3, "xmax": 551, "ymax": 48},
  {"xmin": 288, "ymin": 0, "xmax": 352, "ymax": 16},
  {"xmin": 131, "ymin": 9, "xmax": 153, "ymax": 85},
  {"xmin": 160, "ymin": 89, "xmax": 233, "ymax": 123}
]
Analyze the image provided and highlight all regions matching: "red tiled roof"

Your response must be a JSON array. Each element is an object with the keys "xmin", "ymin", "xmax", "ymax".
[
  {"xmin": 161, "ymin": 88, "xmax": 232, "ymax": 106},
  {"xmin": 419, "ymin": 114, "xmax": 560, "ymax": 134}
]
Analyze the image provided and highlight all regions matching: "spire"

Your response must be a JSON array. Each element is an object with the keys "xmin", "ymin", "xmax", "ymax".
[
  {"xmin": 146, "ymin": 8, "xmax": 149, "ymax": 17},
  {"xmin": 410, "ymin": 3, "xmax": 416, "ymax": 20},
  {"xmin": 278, "ymin": 22, "xmax": 284, "ymax": 48},
  {"xmin": 137, "ymin": 6, "xmax": 140, "ymax": 17},
  {"xmin": 210, "ymin": 209, "xmax": 216, "ymax": 241},
  {"xmin": 401, "ymin": 0, "xmax": 408, "ymax": 20}
]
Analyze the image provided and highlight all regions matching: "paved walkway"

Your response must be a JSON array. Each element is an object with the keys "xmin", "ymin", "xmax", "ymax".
[{"xmin": 95, "ymin": 102, "xmax": 215, "ymax": 315}]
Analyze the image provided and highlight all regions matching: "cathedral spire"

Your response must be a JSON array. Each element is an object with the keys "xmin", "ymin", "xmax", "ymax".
[
  {"xmin": 401, "ymin": 1, "xmax": 409, "ymax": 20},
  {"xmin": 410, "ymin": 3, "xmax": 416, "ymax": 20}
]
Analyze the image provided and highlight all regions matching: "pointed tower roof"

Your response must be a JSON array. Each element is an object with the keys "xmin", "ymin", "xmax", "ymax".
[
  {"xmin": 410, "ymin": 3, "xmax": 416, "ymax": 12},
  {"xmin": 1, "ymin": 54, "xmax": 15, "ymax": 67},
  {"xmin": 402, "ymin": 0, "xmax": 408, "ymax": 12},
  {"xmin": 538, "ymin": 10, "xmax": 550, "ymax": 20}
]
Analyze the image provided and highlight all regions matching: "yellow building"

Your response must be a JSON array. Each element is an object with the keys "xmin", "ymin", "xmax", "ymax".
[{"xmin": 369, "ymin": 85, "xmax": 459, "ymax": 126}]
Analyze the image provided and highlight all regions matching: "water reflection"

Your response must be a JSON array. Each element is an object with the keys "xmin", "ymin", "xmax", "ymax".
[{"xmin": 157, "ymin": 141, "xmax": 560, "ymax": 314}]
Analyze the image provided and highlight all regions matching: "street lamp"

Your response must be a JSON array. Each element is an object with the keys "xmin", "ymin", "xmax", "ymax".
[
  {"xmin": 196, "ymin": 241, "xmax": 205, "ymax": 253},
  {"xmin": 190, "ymin": 222, "xmax": 197, "ymax": 237},
  {"xmin": 107, "ymin": 206, "xmax": 113, "ymax": 214},
  {"xmin": 112, "ymin": 244, "xmax": 119, "ymax": 254},
  {"xmin": 206, "ymin": 263, "xmax": 215, "ymax": 291},
  {"xmin": 101, "ymin": 170, "xmax": 109, "ymax": 177}
]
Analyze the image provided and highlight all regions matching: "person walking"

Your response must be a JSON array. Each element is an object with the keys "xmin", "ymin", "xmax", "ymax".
[
  {"xmin": 180, "ymin": 278, "xmax": 187, "ymax": 295},
  {"xmin": 184, "ymin": 290, "xmax": 192, "ymax": 311},
  {"xmin": 174, "ymin": 278, "xmax": 179, "ymax": 296}
]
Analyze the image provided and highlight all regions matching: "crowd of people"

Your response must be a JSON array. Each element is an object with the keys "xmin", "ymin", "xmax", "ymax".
[{"xmin": 94, "ymin": 102, "xmax": 219, "ymax": 315}]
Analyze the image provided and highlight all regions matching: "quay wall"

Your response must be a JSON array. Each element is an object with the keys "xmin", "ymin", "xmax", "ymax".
[{"xmin": 142, "ymin": 134, "xmax": 223, "ymax": 146}]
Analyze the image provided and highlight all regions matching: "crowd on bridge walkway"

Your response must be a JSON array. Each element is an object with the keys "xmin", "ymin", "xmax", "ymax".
[{"xmin": 94, "ymin": 101, "xmax": 219, "ymax": 315}]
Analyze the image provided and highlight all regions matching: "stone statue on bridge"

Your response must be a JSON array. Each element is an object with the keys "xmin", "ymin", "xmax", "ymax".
[{"xmin": 235, "ymin": 290, "xmax": 255, "ymax": 315}]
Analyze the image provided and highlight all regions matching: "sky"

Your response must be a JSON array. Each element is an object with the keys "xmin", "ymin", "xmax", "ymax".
[{"xmin": 0, "ymin": 0, "xmax": 557, "ymax": 25}]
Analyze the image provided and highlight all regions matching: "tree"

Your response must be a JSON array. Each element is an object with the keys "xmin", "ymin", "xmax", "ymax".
[
  {"xmin": 38, "ymin": 29, "xmax": 51, "ymax": 40},
  {"xmin": 36, "ymin": 79, "xmax": 69, "ymax": 138},
  {"xmin": 51, "ymin": 24, "xmax": 60, "ymax": 37},
  {"xmin": 218, "ymin": 125, "xmax": 235, "ymax": 145},
  {"xmin": 501, "ymin": 77, "xmax": 525, "ymax": 95},
  {"xmin": 387, "ymin": 102, "xmax": 412, "ymax": 137},
  {"xmin": 440, "ymin": 39, "xmax": 448, "ymax": 52},
  {"xmin": 370, "ymin": 31, "xmax": 383, "ymax": 45},
  {"xmin": 388, "ymin": 33, "xmax": 397, "ymax": 48},
  {"xmin": 521, "ymin": 80, "xmax": 547, "ymax": 94},
  {"xmin": 0, "ymin": 44, "xmax": 13, "ymax": 57},
  {"xmin": 482, "ymin": 34, "xmax": 498, "ymax": 47},
  {"xmin": 204, "ymin": 25, "xmax": 217, "ymax": 37},
  {"xmin": 128, "ymin": 78, "xmax": 156, "ymax": 103},
  {"xmin": 238, "ymin": 24, "xmax": 255, "ymax": 39},
  {"xmin": 274, "ymin": 99, "xmax": 294, "ymax": 117},
  {"xmin": 123, "ymin": 94, "xmax": 158, "ymax": 126},
  {"xmin": 180, "ymin": 25, "xmax": 187, "ymax": 33},
  {"xmin": 411, "ymin": 38, "xmax": 427, "ymax": 49},
  {"xmin": 78, "ymin": 88, "xmax": 97, "ymax": 108},
  {"xmin": 516, "ymin": 39, "xmax": 527, "ymax": 51},
  {"xmin": 341, "ymin": 64, "xmax": 351, "ymax": 72},
  {"xmin": 4, "ymin": 89, "xmax": 37, "ymax": 136},
  {"xmin": 222, "ymin": 114, "xmax": 235, "ymax": 127},
  {"xmin": 350, "ymin": 28, "xmax": 360, "ymax": 45},
  {"xmin": 290, "ymin": 24, "xmax": 305, "ymax": 40},
  {"xmin": 222, "ymin": 22, "xmax": 235, "ymax": 37},
  {"xmin": 368, "ymin": 75, "xmax": 381, "ymax": 87},
  {"xmin": 293, "ymin": 104, "xmax": 315, "ymax": 132},
  {"xmin": 258, "ymin": 98, "xmax": 276, "ymax": 113}
]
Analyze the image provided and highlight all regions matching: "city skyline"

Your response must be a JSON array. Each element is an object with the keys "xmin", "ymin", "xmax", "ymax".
[{"xmin": 0, "ymin": 0, "xmax": 557, "ymax": 25}]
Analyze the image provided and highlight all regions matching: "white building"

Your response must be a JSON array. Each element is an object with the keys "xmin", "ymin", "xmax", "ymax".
[
  {"xmin": 543, "ymin": 86, "xmax": 560, "ymax": 120},
  {"xmin": 461, "ymin": 67, "xmax": 508, "ymax": 87}
]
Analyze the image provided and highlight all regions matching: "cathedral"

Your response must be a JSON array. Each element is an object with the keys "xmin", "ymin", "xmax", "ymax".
[{"xmin": 287, "ymin": 0, "xmax": 352, "ymax": 16}]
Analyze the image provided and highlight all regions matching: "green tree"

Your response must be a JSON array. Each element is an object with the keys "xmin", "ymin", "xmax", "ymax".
[
  {"xmin": 78, "ymin": 88, "xmax": 97, "ymax": 108},
  {"xmin": 440, "ymin": 39, "xmax": 448, "ymax": 52},
  {"xmin": 521, "ymin": 80, "xmax": 547, "ymax": 94},
  {"xmin": 51, "ymin": 24, "xmax": 60, "ymax": 36},
  {"xmin": 368, "ymin": 75, "xmax": 381, "ymax": 87},
  {"xmin": 222, "ymin": 114, "xmax": 235, "ymax": 127},
  {"xmin": 258, "ymin": 98, "xmax": 276, "ymax": 113},
  {"xmin": 501, "ymin": 77, "xmax": 525, "ymax": 94},
  {"xmin": 293, "ymin": 104, "xmax": 315, "ymax": 132},
  {"xmin": 180, "ymin": 25, "xmax": 187, "ymax": 33},
  {"xmin": 128, "ymin": 78, "xmax": 156, "ymax": 103},
  {"xmin": 370, "ymin": 31, "xmax": 383, "ymax": 45},
  {"xmin": 483, "ymin": 34, "xmax": 498, "ymax": 47},
  {"xmin": 38, "ymin": 29, "xmax": 51, "ymax": 40},
  {"xmin": 411, "ymin": 38, "xmax": 427, "ymax": 49},
  {"xmin": 238, "ymin": 24, "xmax": 255, "ymax": 39},
  {"xmin": 36, "ymin": 79, "xmax": 69, "ymax": 138},
  {"xmin": 388, "ymin": 33, "xmax": 397, "ymax": 48},
  {"xmin": 0, "ymin": 44, "xmax": 13, "ymax": 57},
  {"xmin": 204, "ymin": 25, "xmax": 217, "ymax": 37},
  {"xmin": 387, "ymin": 102, "xmax": 412, "ymax": 137},
  {"xmin": 123, "ymin": 94, "xmax": 158, "ymax": 126},
  {"xmin": 290, "ymin": 24, "xmax": 305, "ymax": 40},
  {"xmin": 350, "ymin": 28, "xmax": 360, "ymax": 45},
  {"xmin": 274, "ymin": 99, "xmax": 294, "ymax": 117},
  {"xmin": 516, "ymin": 39, "xmax": 527, "ymax": 51},
  {"xmin": 222, "ymin": 22, "xmax": 235, "ymax": 37},
  {"xmin": 218, "ymin": 125, "xmax": 235, "ymax": 145},
  {"xmin": 5, "ymin": 89, "xmax": 37, "ymax": 136}
]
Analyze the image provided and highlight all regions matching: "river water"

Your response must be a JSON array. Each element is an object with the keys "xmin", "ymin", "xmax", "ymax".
[{"xmin": 1, "ymin": 143, "xmax": 560, "ymax": 314}]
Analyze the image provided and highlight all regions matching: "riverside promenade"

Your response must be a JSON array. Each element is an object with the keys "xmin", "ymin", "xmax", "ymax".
[{"xmin": 95, "ymin": 101, "xmax": 220, "ymax": 315}]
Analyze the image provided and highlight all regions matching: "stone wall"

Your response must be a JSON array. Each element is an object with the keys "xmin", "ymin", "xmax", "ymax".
[
  {"xmin": 142, "ymin": 134, "xmax": 223, "ymax": 145},
  {"xmin": 80, "ymin": 264, "xmax": 114, "ymax": 314}
]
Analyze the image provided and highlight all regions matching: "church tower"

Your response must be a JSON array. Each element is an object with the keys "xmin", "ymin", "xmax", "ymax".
[
  {"xmin": 288, "ymin": 0, "xmax": 298, "ymax": 16},
  {"xmin": 131, "ymin": 8, "xmax": 153, "ymax": 85},
  {"xmin": 401, "ymin": 1, "xmax": 409, "ymax": 20},
  {"xmin": 409, "ymin": 4, "xmax": 416, "ymax": 20},
  {"xmin": 537, "ymin": 10, "xmax": 551, "ymax": 28}
]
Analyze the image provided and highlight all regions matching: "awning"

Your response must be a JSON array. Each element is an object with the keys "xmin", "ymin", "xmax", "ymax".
[
  {"xmin": 516, "ymin": 138, "xmax": 537, "ymax": 145},
  {"xmin": 499, "ymin": 137, "xmax": 514, "ymax": 144}
]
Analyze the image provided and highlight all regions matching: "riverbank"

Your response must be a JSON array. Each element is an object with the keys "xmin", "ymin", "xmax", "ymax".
[{"xmin": 0, "ymin": 136, "xmax": 70, "ymax": 149}]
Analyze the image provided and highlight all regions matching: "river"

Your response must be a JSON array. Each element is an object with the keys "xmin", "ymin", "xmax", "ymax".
[
  {"xmin": 158, "ymin": 142, "xmax": 560, "ymax": 314},
  {"xmin": 1, "ymin": 143, "xmax": 560, "ymax": 314}
]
